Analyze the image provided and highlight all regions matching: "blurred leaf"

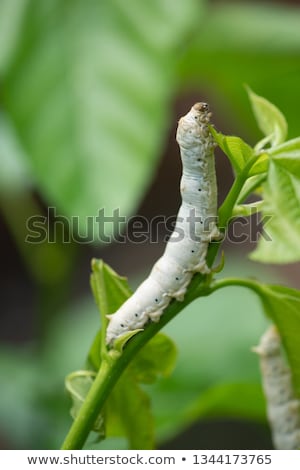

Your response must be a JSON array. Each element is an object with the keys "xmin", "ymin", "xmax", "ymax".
[
  {"xmin": 3, "ymin": 0, "xmax": 200, "ymax": 237},
  {"xmin": 247, "ymin": 87, "xmax": 287, "ymax": 147},
  {"xmin": 250, "ymin": 160, "xmax": 300, "ymax": 263},
  {"xmin": 211, "ymin": 128, "xmax": 253, "ymax": 174},
  {"xmin": 185, "ymin": 382, "xmax": 266, "ymax": 424},
  {"xmin": 106, "ymin": 370, "xmax": 154, "ymax": 449},
  {"xmin": 0, "ymin": 0, "xmax": 29, "ymax": 74},
  {"xmin": 0, "ymin": 348, "xmax": 47, "ymax": 448},
  {"xmin": 179, "ymin": 3, "xmax": 300, "ymax": 140},
  {"xmin": 190, "ymin": 3, "xmax": 300, "ymax": 54},
  {"xmin": 204, "ymin": 2, "xmax": 300, "ymax": 54},
  {"xmin": 65, "ymin": 370, "xmax": 104, "ymax": 438},
  {"xmin": 257, "ymin": 284, "xmax": 300, "ymax": 397},
  {"xmin": 131, "ymin": 333, "xmax": 177, "ymax": 384},
  {"xmin": 0, "ymin": 113, "xmax": 32, "ymax": 193}
]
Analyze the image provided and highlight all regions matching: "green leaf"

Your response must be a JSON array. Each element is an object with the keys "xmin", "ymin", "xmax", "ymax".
[
  {"xmin": 211, "ymin": 128, "xmax": 253, "ymax": 174},
  {"xmin": 89, "ymin": 258, "xmax": 132, "ymax": 364},
  {"xmin": 0, "ymin": 0, "xmax": 29, "ymax": 75},
  {"xmin": 238, "ymin": 174, "xmax": 266, "ymax": 204},
  {"xmin": 268, "ymin": 137, "xmax": 300, "ymax": 179},
  {"xmin": 130, "ymin": 333, "xmax": 177, "ymax": 384},
  {"xmin": 3, "ymin": 0, "xmax": 200, "ymax": 237},
  {"xmin": 247, "ymin": 87, "xmax": 287, "ymax": 147},
  {"xmin": 257, "ymin": 284, "xmax": 300, "ymax": 397},
  {"xmin": 248, "ymin": 153, "xmax": 269, "ymax": 176},
  {"xmin": 233, "ymin": 200, "xmax": 264, "ymax": 218},
  {"xmin": 65, "ymin": 370, "xmax": 105, "ymax": 438},
  {"xmin": 106, "ymin": 370, "xmax": 154, "ymax": 449},
  {"xmin": 90, "ymin": 259, "xmax": 132, "ymax": 321},
  {"xmin": 112, "ymin": 329, "xmax": 143, "ymax": 353},
  {"xmin": 104, "ymin": 333, "xmax": 176, "ymax": 448},
  {"xmin": 87, "ymin": 330, "xmax": 102, "ymax": 371},
  {"xmin": 250, "ymin": 160, "xmax": 300, "ymax": 263}
]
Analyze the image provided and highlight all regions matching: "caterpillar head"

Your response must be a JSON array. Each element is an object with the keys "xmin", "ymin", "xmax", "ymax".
[
  {"xmin": 106, "ymin": 314, "xmax": 130, "ymax": 346},
  {"xmin": 192, "ymin": 102, "xmax": 211, "ymax": 122},
  {"xmin": 176, "ymin": 102, "xmax": 212, "ymax": 148}
]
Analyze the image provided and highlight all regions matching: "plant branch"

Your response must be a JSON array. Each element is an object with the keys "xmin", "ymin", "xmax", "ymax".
[
  {"xmin": 218, "ymin": 155, "xmax": 260, "ymax": 228},
  {"xmin": 61, "ymin": 152, "xmax": 260, "ymax": 450},
  {"xmin": 210, "ymin": 276, "xmax": 263, "ymax": 297},
  {"xmin": 61, "ymin": 275, "xmax": 210, "ymax": 449}
]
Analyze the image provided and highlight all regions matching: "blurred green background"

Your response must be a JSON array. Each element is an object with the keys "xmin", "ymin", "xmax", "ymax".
[{"xmin": 1, "ymin": 0, "xmax": 300, "ymax": 449}]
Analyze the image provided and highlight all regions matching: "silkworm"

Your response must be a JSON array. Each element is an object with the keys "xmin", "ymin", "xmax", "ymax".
[
  {"xmin": 253, "ymin": 325, "xmax": 300, "ymax": 449},
  {"xmin": 106, "ymin": 102, "xmax": 220, "ymax": 345}
]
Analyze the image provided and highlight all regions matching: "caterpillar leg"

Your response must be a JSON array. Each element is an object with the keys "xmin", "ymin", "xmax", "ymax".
[
  {"xmin": 148, "ymin": 307, "xmax": 166, "ymax": 322},
  {"xmin": 192, "ymin": 260, "xmax": 210, "ymax": 274},
  {"xmin": 201, "ymin": 227, "xmax": 222, "ymax": 243},
  {"xmin": 210, "ymin": 226, "xmax": 223, "ymax": 241},
  {"xmin": 169, "ymin": 285, "xmax": 188, "ymax": 301}
]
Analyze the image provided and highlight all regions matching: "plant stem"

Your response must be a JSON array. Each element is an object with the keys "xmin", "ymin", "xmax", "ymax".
[
  {"xmin": 62, "ymin": 359, "xmax": 112, "ymax": 450},
  {"xmin": 218, "ymin": 155, "xmax": 260, "ymax": 228},
  {"xmin": 211, "ymin": 277, "xmax": 263, "ymax": 297},
  {"xmin": 61, "ymin": 153, "xmax": 260, "ymax": 450},
  {"xmin": 61, "ymin": 275, "xmax": 210, "ymax": 449}
]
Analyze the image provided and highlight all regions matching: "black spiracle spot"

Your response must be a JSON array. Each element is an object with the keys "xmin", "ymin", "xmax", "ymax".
[
  {"xmin": 120, "ymin": 324, "xmax": 124, "ymax": 328},
  {"xmin": 191, "ymin": 250, "xmax": 195, "ymax": 253},
  {"xmin": 175, "ymin": 277, "xmax": 179, "ymax": 281},
  {"xmin": 135, "ymin": 313, "xmax": 138, "ymax": 317}
]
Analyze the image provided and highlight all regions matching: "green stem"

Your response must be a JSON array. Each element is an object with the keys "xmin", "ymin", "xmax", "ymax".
[
  {"xmin": 61, "ymin": 153, "xmax": 260, "ymax": 450},
  {"xmin": 61, "ymin": 275, "xmax": 210, "ymax": 450},
  {"xmin": 206, "ymin": 155, "xmax": 259, "ymax": 267},
  {"xmin": 218, "ymin": 155, "xmax": 260, "ymax": 228},
  {"xmin": 210, "ymin": 276, "xmax": 263, "ymax": 297},
  {"xmin": 62, "ymin": 359, "xmax": 113, "ymax": 450}
]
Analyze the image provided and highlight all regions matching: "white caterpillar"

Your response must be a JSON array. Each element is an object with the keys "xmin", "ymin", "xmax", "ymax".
[
  {"xmin": 253, "ymin": 326, "xmax": 300, "ymax": 449},
  {"xmin": 106, "ymin": 103, "xmax": 220, "ymax": 345}
]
